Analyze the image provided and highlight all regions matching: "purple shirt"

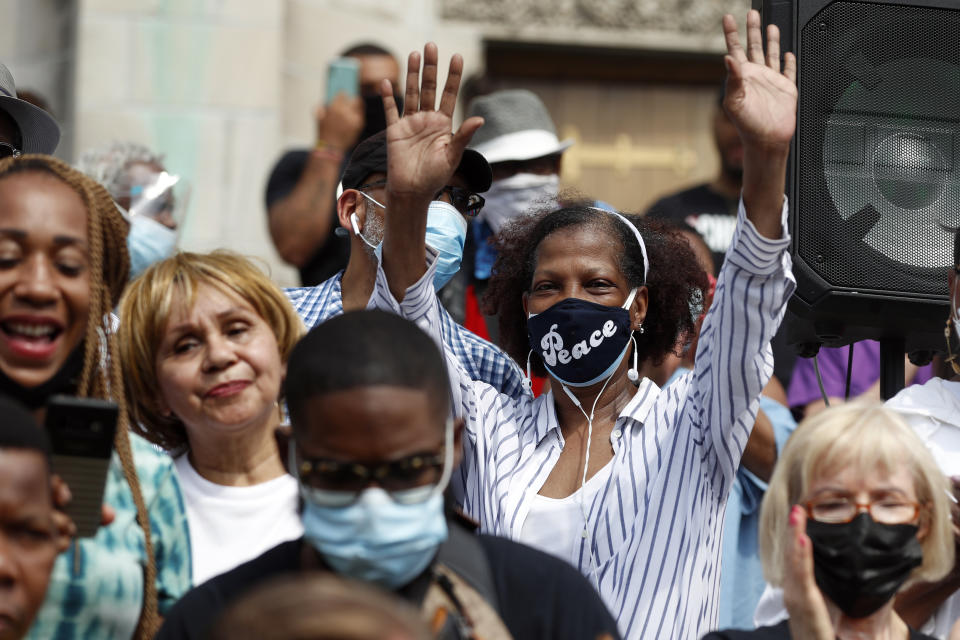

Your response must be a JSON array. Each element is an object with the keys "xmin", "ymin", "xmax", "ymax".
[{"xmin": 787, "ymin": 339, "xmax": 934, "ymax": 409}]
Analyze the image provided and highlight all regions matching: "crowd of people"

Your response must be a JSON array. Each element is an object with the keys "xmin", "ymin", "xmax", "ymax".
[{"xmin": 0, "ymin": 9, "xmax": 958, "ymax": 640}]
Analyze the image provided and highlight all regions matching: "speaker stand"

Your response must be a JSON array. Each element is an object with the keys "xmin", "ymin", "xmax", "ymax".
[{"xmin": 879, "ymin": 338, "xmax": 906, "ymax": 401}]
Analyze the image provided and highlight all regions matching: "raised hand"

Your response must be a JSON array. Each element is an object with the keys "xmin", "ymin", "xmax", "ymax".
[
  {"xmin": 722, "ymin": 10, "xmax": 798, "ymax": 151},
  {"xmin": 315, "ymin": 93, "xmax": 364, "ymax": 152},
  {"xmin": 783, "ymin": 506, "xmax": 835, "ymax": 640},
  {"xmin": 380, "ymin": 43, "xmax": 483, "ymax": 202}
]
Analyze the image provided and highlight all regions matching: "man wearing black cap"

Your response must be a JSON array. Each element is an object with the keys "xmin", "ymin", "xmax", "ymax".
[
  {"xmin": 284, "ymin": 130, "xmax": 527, "ymax": 400},
  {"xmin": 0, "ymin": 63, "xmax": 60, "ymax": 157}
]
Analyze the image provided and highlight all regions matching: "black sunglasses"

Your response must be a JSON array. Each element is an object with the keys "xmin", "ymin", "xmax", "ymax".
[
  {"xmin": 296, "ymin": 450, "xmax": 446, "ymax": 506},
  {"xmin": 435, "ymin": 185, "xmax": 485, "ymax": 218}
]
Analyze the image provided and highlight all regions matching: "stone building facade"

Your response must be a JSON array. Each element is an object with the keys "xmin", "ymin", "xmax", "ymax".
[{"xmin": 2, "ymin": 0, "xmax": 749, "ymax": 286}]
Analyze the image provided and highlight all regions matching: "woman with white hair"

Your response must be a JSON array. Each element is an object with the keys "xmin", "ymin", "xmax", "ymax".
[{"xmin": 703, "ymin": 403, "xmax": 954, "ymax": 640}]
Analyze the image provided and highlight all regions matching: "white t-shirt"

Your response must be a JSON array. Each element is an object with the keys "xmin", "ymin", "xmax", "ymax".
[
  {"xmin": 518, "ymin": 461, "xmax": 613, "ymax": 566},
  {"xmin": 174, "ymin": 455, "xmax": 303, "ymax": 585},
  {"xmin": 754, "ymin": 378, "xmax": 960, "ymax": 639}
]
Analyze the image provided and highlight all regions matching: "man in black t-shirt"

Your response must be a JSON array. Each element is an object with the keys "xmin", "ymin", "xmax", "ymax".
[
  {"xmin": 266, "ymin": 44, "xmax": 400, "ymax": 285},
  {"xmin": 157, "ymin": 311, "xmax": 620, "ymax": 640},
  {"xmin": 645, "ymin": 92, "xmax": 743, "ymax": 275},
  {"xmin": 646, "ymin": 91, "xmax": 800, "ymax": 388}
]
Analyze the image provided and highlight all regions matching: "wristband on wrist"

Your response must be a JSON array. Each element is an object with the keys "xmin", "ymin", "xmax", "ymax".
[{"xmin": 312, "ymin": 141, "xmax": 344, "ymax": 163}]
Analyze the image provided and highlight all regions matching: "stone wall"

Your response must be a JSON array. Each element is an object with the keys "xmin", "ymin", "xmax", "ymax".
[
  {"xmin": 74, "ymin": 0, "xmax": 296, "ymax": 283},
  {"xmin": 8, "ymin": 0, "xmax": 751, "ymax": 286}
]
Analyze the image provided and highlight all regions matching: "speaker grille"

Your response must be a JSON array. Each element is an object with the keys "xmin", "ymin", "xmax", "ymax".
[{"xmin": 799, "ymin": 1, "xmax": 960, "ymax": 294}]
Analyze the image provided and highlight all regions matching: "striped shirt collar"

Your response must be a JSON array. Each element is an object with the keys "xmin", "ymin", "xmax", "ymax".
[{"xmin": 531, "ymin": 378, "xmax": 660, "ymax": 446}]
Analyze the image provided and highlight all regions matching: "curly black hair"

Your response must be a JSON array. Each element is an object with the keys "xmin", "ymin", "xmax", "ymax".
[{"xmin": 481, "ymin": 203, "xmax": 709, "ymax": 378}]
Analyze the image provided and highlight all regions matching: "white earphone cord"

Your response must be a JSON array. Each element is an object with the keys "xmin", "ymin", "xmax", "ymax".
[{"xmin": 560, "ymin": 371, "xmax": 615, "ymax": 580}]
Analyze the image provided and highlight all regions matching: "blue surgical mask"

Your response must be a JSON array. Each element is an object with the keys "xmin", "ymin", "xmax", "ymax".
[
  {"xmin": 425, "ymin": 200, "xmax": 467, "ymax": 291},
  {"xmin": 295, "ymin": 418, "xmax": 454, "ymax": 589},
  {"xmin": 353, "ymin": 194, "xmax": 466, "ymax": 291},
  {"xmin": 127, "ymin": 214, "xmax": 178, "ymax": 279},
  {"xmin": 301, "ymin": 488, "xmax": 447, "ymax": 589},
  {"xmin": 527, "ymin": 289, "xmax": 637, "ymax": 387}
]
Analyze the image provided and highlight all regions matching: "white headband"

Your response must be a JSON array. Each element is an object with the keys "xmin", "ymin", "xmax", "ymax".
[{"xmin": 591, "ymin": 207, "xmax": 650, "ymax": 284}]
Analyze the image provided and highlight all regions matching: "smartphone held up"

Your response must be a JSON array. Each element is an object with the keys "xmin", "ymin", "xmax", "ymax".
[
  {"xmin": 45, "ymin": 396, "xmax": 118, "ymax": 538},
  {"xmin": 326, "ymin": 57, "xmax": 360, "ymax": 104}
]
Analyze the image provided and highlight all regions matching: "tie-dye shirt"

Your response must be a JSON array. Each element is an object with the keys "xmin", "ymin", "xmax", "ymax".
[{"xmin": 28, "ymin": 433, "xmax": 192, "ymax": 639}]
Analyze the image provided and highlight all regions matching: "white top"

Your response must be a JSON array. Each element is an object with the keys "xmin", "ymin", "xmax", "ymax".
[
  {"xmin": 518, "ymin": 461, "xmax": 613, "ymax": 565},
  {"xmin": 370, "ymin": 198, "xmax": 794, "ymax": 640},
  {"xmin": 174, "ymin": 455, "xmax": 303, "ymax": 585},
  {"xmin": 754, "ymin": 377, "xmax": 960, "ymax": 639}
]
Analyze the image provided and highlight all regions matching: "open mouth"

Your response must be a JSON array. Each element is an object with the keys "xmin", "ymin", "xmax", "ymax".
[
  {"xmin": 0, "ymin": 320, "xmax": 64, "ymax": 359},
  {"xmin": 2, "ymin": 321, "xmax": 61, "ymax": 340}
]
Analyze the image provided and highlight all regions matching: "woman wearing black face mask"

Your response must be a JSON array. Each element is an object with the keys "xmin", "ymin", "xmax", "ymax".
[{"xmin": 703, "ymin": 403, "xmax": 954, "ymax": 640}]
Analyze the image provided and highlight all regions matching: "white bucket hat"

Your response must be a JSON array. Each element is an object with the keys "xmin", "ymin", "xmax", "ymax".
[{"xmin": 467, "ymin": 89, "xmax": 573, "ymax": 164}]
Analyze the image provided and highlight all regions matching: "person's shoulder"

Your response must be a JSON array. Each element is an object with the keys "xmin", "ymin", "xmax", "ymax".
[
  {"xmin": 889, "ymin": 375, "xmax": 956, "ymax": 404},
  {"xmin": 271, "ymin": 149, "xmax": 311, "ymax": 172},
  {"xmin": 702, "ymin": 621, "xmax": 791, "ymax": 639},
  {"xmin": 265, "ymin": 149, "xmax": 312, "ymax": 208},
  {"xmin": 476, "ymin": 534, "xmax": 621, "ymax": 639},
  {"xmin": 158, "ymin": 539, "xmax": 304, "ymax": 639},
  {"xmin": 910, "ymin": 627, "xmax": 941, "ymax": 640},
  {"xmin": 126, "ymin": 433, "xmax": 177, "ymax": 489},
  {"xmin": 283, "ymin": 272, "xmax": 344, "ymax": 325},
  {"xmin": 645, "ymin": 183, "xmax": 714, "ymax": 218}
]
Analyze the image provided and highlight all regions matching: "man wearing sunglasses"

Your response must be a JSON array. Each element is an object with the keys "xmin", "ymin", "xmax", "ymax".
[
  {"xmin": 157, "ymin": 310, "xmax": 620, "ymax": 640},
  {"xmin": 0, "ymin": 63, "xmax": 60, "ymax": 157},
  {"xmin": 284, "ymin": 129, "xmax": 528, "ymax": 401}
]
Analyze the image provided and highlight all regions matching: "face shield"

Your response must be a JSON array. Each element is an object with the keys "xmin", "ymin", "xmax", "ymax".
[
  {"xmin": 118, "ymin": 168, "xmax": 191, "ymax": 278},
  {"xmin": 124, "ymin": 169, "xmax": 190, "ymax": 230}
]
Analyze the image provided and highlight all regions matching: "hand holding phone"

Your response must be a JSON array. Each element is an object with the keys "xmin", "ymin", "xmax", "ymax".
[
  {"xmin": 325, "ymin": 57, "xmax": 360, "ymax": 104},
  {"xmin": 45, "ymin": 396, "xmax": 119, "ymax": 538}
]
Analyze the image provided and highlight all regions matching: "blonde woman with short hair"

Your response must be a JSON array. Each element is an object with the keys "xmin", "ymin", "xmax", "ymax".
[
  {"xmin": 118, "ymin": 251, "xmax": 305, "ymax": 584},
  {"xmin": 703, "ymin": 403, "xmax": 954, "ymax": 640}
]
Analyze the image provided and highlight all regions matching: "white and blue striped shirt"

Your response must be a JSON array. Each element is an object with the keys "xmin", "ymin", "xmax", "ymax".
[
  {"xmin": 370, "ymin": 200, "xmax": 794, "ymax": 640},
  {"xmin": 285, "ymin": 272, "xmax": 527, "ymax": 400}
]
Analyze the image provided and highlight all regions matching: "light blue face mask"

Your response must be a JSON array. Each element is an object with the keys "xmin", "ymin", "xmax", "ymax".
[
  {"xmin": 301, "ymin": 489, "xmax": 447, "ymax": 589},
  {"xmin": 295, "ymin": 418, "xmax": 454, "ymax": 589},
  {"xmin": 425, "ymin": 200, "xmax": 467, "ymax": 291},
  {"xmin": 127, "ymin": 214, "xmax": 178, "ymax": 279},
  {"xmin": 353, "ymin": 193, "xmax": 466, "ymax": 291}
]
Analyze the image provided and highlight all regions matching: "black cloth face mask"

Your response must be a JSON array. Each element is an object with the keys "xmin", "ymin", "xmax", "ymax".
[
  {"xmin": 806, "ymin": 511, "xmax": 923, "ymax": 618},
  {"xmin": 526, "ymin": 292, "xmax": 636, "ymax": 388}
]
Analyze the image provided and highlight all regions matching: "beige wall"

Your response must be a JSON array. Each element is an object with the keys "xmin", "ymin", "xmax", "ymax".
[{"xmin": 74, "ymin": 0, "xmax": 296, "ymax": 283}]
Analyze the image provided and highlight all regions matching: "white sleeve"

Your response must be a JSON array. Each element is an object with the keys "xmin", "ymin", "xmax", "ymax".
[{"xmin": 690, "ymin": 197, "xmax": 795, "ymax": 499}]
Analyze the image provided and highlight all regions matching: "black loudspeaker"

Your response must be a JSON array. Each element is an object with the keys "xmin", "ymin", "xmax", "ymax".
[{"xmin": 757, "ymin": 0, "xmax": 958, "ymax": 358}]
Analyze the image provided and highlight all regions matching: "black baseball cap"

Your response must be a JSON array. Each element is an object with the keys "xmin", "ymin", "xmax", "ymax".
[{"xmin": 341, "ymin": 130, "xmax": 492, "ymax": 193}]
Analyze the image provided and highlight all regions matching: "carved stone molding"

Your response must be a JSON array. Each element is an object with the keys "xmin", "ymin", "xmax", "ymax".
[{"xmin": 440, "ymin": 0, "xmax": 751, "ymax": 36}]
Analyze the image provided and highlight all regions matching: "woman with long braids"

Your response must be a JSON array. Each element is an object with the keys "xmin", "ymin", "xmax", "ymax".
[
  {"xmin": 0, "ymin": 154, "xmax": 191, "ymax": 639},
  {"xmin": 367, "ymin": 12, "xmax": 797, "ymax": 639}
]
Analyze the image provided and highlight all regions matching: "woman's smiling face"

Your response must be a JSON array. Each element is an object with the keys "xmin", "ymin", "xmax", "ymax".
[
  {"xmin": 0, "ymin": 171, "xmax": 91, "ymax": 388},
  {"xmin": 154, "ymin": 284, "xmax": 285, "ymax": 441}
]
